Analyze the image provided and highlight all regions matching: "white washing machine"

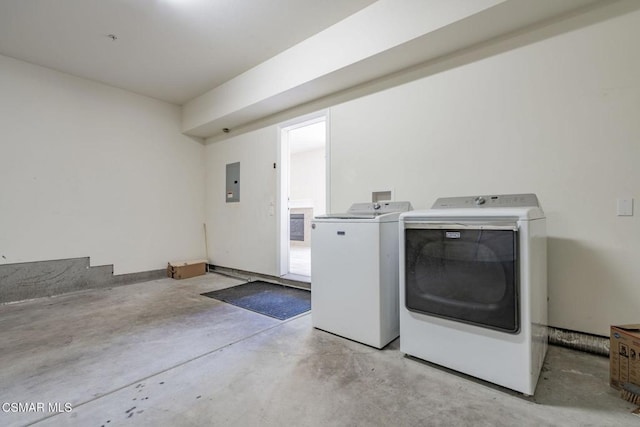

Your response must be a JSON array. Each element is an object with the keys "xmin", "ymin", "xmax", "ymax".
[
  {"xmin": 311, "ymin": 201, "xmax": 413, "ymax": 349},
  {"xmin": 399, "ymin": 194, "xmax": 547, "ymax": 395}
]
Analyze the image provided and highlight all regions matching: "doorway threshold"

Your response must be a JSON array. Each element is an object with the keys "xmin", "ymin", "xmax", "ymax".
[
  {"xmin": 209, "ymin": 265, "xmax": 311, "ymax": 290},
  {"xmin": 282, "ymin": 273, "xmax": 311, "ymax": 284}
]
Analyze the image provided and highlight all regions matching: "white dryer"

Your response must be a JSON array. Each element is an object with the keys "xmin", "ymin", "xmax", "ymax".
[
  {"xmin": 311, "ymin": 201, "xmax": 413, "ymax": 349},
  {"xmin": 399, "ymin": 194, "xmax": 547, "ymax": 395}
]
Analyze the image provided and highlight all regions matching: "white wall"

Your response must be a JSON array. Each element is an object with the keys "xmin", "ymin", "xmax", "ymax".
[
  {"xmin": 0, "ymin": 55, "xmax": 206, "ymax": 274},
  {"xmin": 199, "ymin": 6, "xmax": 639, "ymax": 336},
  {"xmin": 290, "ymin": 148, "xmax": 326, "ymax": 216},
  {"xmin": 204, "ymin": 127, "xmax": 279, "ymax": 276},
  {"xmin": 329, "ymin": 9, "xmax": 640, "ymax": 336}
]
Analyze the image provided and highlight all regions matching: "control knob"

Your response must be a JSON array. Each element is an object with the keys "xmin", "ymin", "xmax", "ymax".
[{"xmin": 474, "ymin": 196, "xmax": 486, "ymax": 206}]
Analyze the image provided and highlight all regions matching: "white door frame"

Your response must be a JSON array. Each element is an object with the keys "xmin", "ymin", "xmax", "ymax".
[{"xmin": 277, "ymin": 110, "xmax": 330, "ymax": 277}]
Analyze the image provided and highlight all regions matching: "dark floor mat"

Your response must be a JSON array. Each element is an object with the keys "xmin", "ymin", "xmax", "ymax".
[{"xmin": 201, "ymin": 281, "xmax": 311, "ymax": 320}]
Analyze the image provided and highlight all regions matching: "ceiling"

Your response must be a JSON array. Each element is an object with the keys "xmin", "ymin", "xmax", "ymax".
[{"xmin": 0, "ymin": 0, "xmax": 375, "ymax": 105}]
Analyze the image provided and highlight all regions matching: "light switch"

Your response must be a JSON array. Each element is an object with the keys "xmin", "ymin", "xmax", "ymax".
[{"xmin": 616, "ymin": 198, "xmax": 634, "ymax": 216}]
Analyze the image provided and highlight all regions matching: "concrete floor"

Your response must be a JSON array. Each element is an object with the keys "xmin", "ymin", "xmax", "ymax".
[{"xmin": 0, "ymin": 273, "xmax": 637, "ymax": 426}]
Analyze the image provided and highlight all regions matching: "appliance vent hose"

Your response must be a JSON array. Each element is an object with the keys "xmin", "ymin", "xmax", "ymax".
[{"xmin": 548, "ymin": 326, "xmax": 609, "ymax": 356}]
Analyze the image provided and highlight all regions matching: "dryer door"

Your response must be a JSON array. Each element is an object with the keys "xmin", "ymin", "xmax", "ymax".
[{"xmin": 404, "ymin": 222, "xmax": 519, "ymax": 333}]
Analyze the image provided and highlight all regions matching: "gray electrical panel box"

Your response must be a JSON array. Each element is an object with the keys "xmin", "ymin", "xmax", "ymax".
[{"xmin": 226, "ymin": 162, "xmax": 240, "ymax": 203}]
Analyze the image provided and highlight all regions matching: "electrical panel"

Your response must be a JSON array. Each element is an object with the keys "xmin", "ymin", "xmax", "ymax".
[{"xmin": 226, "ymin": 162, "xmax": 240, "ymax": 203}]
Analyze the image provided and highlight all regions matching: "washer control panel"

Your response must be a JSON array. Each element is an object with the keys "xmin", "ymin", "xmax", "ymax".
[
  {"xmin": 348, "ymin": 201, "xmax": 413, "ymax": 215},
  {"xmin": 432, "ymin": 194, "xmax": 540, "ymax": 209}
]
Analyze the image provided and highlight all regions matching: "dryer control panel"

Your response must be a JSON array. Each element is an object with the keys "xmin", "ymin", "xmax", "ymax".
[{"xmin": 431, "ymin": 194, "xmax": 540, "ymax": 209}]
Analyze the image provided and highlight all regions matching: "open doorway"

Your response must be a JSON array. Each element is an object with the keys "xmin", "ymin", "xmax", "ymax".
[{"xmin": 278, "ymin": 113, "xmax": 328, "ymax": 280}]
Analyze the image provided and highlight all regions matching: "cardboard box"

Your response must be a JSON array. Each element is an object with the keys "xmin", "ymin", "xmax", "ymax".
[
  {"xmin": 167, "ymin": 260, "xmax": 207, "ymax": 280},
  {"xmin": 610, "ymin": 324, "xmax": 640, "ymax": 390}
]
